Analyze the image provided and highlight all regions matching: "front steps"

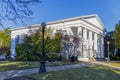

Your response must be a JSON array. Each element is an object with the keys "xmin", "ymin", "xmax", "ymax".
[
  {"xmin": 89, "ymin": 58, "xmax": 96, "ymax": 62},
  {"xmin": 78, "ymin": 57, "xmax": 89, "ymax": 62},
  {"xmin": 77, "ymin": 57, "xmax": 96, "ymax": 62}
]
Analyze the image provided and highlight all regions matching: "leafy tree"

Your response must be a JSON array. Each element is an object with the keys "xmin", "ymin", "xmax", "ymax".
[
  {"xmin": 16, "ymin": 35, "xmax": 41, "ymax": 61},
  {"xmin": 0, "ymin": 28, "xmax": 10, "ymax": 55},
  {"xmin": 54, "ymin": 32, "xmax": 62, "ymax": 53},
  {"xmin": 16, "ymin": 28, "xmax": 62, "ymax": 61},
  {"xmin": 31, "ymin": 30, "xmax": 42, "ymax": 55},
  {"xmin": 114, "ymin": 22, "xmax": 120, "ymax": 48},
  {"xmin": 45, "ymin": 32, "xmax": 62, "ymax": 61},
  {"xmin": 0, "ymin": 0, "xmax": 41, "ymax": 29}
]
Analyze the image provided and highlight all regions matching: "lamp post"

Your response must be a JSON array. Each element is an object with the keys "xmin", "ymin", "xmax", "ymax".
[
  {"xmin": 39, "ymin": 22, "xmax": 46, "ymax": 73},
  {"xmin": 107, "ymin": 41, "xmax": 110, "ymax": 62}
]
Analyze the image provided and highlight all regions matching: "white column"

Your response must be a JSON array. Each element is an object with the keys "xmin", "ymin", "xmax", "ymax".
[
  {"xmin": 97, "ymin": 35, "xmax": 101, "ymax": 58},
  {"xmin": 83, "ymin": 29, "xmax": 87, "ymax": 57},
  {"xmin": 78, "ymin": 27, "xmax": 82, "ymax": 37},
  {"xmin": 88, "ymin": 31, "xmax": 93, "ymax": 57},
  {"xmin": 78, "ymin": 27, "xmax": 82, "ymax": 56},
  {"xmin": 94, "ymin": 33, "xmax": 98, "ymax": 58},
  {"xmin": 100, "ymin": 36, "xmax": 104, "ymax": 58},
  {"xmin": 10, "ymin": 36, "xmax": 16, "ymax": 59}
]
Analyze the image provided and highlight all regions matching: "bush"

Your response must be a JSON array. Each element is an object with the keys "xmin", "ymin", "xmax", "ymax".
[
  {"xmin": 16, "ymin": 42, "xmax": 41, "ymax": 61},
  {"xmin": 57, "ymin": 55, "xmax": 65, "ymax": 61},
  {"xmin": 46, "ymin": 54, "xmax": 65, "ymax": 62},
  {"xmin": 69, "ymin": 56, "xmax": 77, "ymax": 62},
  {"xmin": 111, "ymin": 56, "xmax": 120, "ymax": 60}
]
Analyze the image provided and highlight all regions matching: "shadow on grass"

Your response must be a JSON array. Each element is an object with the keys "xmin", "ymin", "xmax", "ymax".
[
  {"xmin": 25, "ymin": 65, "xmax": 120, "ymax": 80},
  {"xmin": 0, "ymin": 61, "xmax": 39, "ymax": 72},
  {"xmin": 0, "ymin": 61, "xmax": 79, "ymax": 72}
]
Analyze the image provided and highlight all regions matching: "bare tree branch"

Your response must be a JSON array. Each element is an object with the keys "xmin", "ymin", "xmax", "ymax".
[{"xmin": 0, "ymin": 0, "xmax": 41, "ymax": 30}]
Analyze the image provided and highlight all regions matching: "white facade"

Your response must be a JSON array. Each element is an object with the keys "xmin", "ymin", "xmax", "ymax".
[{"xmin": 10, "ymin": 14, "xmax": 106, "ymax": 60}]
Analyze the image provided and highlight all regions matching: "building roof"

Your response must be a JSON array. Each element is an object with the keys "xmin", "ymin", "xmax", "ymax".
[{"xmin": 10, "ymin": 14, "xmax": 106, "ymax": 31}]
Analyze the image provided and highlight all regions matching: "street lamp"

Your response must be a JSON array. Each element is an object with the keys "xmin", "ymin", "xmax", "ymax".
[
  {"xmin": 39, "ymin": 22, "xmax": 46, "ymax": 73},
  {"xmin": 107, "ymin": 41, "xmax": 110, "ymax": 62}
]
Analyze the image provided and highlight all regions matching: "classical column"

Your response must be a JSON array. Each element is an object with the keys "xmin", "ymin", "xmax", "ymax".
[
  {"xmin": 83, "ymin": 28, "xmax": 87, "ymax": 57},
  {"xmin": 78, "ymin": 27, "xmax": 82, "ymax": 56},
  {"xmin": 10, "ymin": 36, "xmax": 16, "ymax": 59},
  {"xmin": 93, "ymin": 33, "xmax": 98, "ymax": 58},
  {"xmin": 78, "ymin": 27, "xmax": 82, "ymax": 36},
  {"xmin": 88, "ymin": 31, "xmax": 93, "ymax": 58},
  {"xmin": 100, "ymin": 36, "xmax": 104, "ymax": 58}
]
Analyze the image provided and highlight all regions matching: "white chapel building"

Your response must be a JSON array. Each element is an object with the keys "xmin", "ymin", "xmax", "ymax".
[{"xmin": 10, "ymin": 14, "xmax": 106, "ymax": 61}]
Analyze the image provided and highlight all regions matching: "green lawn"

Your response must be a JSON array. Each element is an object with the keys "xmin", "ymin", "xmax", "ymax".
[
  {"xmin": 0, "ymin": 61, "xmax": 78, "ymax": 72},
  {"xmin": 25, "ymin": 65, "xmax": 120, "ymax": 80},
  {"xmin": 107, "ymin": 61, "xmax": 120, "ymax": 67}
]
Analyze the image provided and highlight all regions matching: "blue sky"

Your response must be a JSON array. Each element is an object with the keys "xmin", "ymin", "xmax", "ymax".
[{"xmin": 2, "ymin": 0, "xmax": 120, "ymax": 32}]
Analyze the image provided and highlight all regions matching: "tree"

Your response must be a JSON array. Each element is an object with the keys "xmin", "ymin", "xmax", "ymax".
[
  {"xmin": 104, "ymin": 32, "xmax": 115, "ymax": 57},
  {"xmin": 0, "ymin": 0, "xmax": 41, "ymax": 29},
  {"xmin": 16, "ymin": 28, "xmax": 62, "ymax": 61},
  {"xmin": 16, "ymin": 35, "xmax": 41, "ymax": 61},
  {"xmin": 0, "ymin": 28, "xmax": 10, "ymax": 56},
  {"xmin": 54, "ymin": 32, "xmax": 62, "ymax": 53},
  {"xmin": 62, "ymin": 34, "xmax": 82, "ymax": 60},
  {"xmin": 114, "ymin": 21, "xmax": 120, "ymax": 48}
]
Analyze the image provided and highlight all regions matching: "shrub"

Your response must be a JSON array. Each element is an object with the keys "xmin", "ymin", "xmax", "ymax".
[{"xmin": 111, "ymin": 56, "xmax": 120, "ymax": 60}]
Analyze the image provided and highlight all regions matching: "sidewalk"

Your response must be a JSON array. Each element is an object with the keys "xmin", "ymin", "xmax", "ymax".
[
  {"xmin": 1, "ymin": 61, "xmax": 120, "ymax": 80},
  {"xmin": 0, "ymin": 62, "xmax": 90, "ymax": 80}
]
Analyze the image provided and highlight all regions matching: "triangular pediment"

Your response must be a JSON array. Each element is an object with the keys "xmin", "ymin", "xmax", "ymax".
[{"xmin": 83, "ymin": 15, "xmax": 105, "ymax": 31}]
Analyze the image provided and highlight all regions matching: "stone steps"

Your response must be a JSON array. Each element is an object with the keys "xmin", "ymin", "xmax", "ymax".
[
  {"xmin": 77, "ymin": 57, "xmax": 96, "ymax": 62},
  {"xmin": 88, "ymin": 58, "xmax": 96, "ymax": 62}
]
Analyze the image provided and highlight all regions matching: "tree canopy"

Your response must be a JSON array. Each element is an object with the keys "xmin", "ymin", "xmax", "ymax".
[
  {"xmin": 0, "ymin": 28, "xmax": 10, "ymax": 55},
  {"xmin": 16, "ymin": 28, "xmax": 62, "ymax": 61},
  {"xmin": 114, "ymin": 21, "xmax": 120, "ymax": 48}
]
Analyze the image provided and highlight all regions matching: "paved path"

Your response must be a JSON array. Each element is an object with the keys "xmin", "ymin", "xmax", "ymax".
[
  {"xmin": 0, "ymin": 62, "xmax": 90, "ymax": 80},
  {"xmin": 1, "ymin": 61, "xmax": 120, "ymax": 80}
]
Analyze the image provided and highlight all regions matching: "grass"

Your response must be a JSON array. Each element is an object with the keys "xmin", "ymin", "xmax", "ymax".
[
  {"xmin": 25, "ymin": 65, "xmax": 120, "ymax": 80},
  {"xmin": 107, "ymin": 61, "xmax": 120, "ymax": 67},
  {"xmin": 0, "ymin": 61, "xmax": 78, "ymax": 72}
]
